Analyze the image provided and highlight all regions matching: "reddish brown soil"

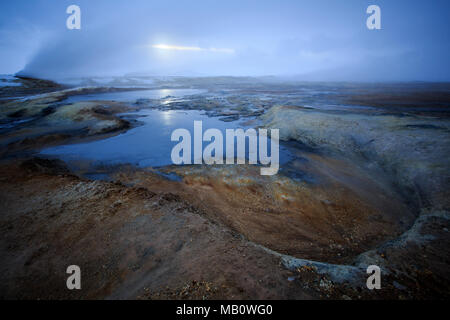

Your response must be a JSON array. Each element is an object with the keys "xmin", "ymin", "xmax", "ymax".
[
  {"xmin": 0, "ymin": 157, "xmax": 449, "ymax": 299},
  {"xmin": 151, "ymin": 152, "xmax": 415, "ymax": 264},
  {"xmin": 0, "ymin": 160, "xmax": 316, "ymax": 299}
]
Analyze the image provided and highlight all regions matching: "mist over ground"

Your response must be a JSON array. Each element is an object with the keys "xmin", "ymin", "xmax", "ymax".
[{"xmin": 1, "ymin": 0, "xmax": 449, "ymax": 82}]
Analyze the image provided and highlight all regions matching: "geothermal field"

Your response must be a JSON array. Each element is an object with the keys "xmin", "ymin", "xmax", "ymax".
[{"xmin": 0, "ymin": 75, "xmax": 449, "ymax": 299}]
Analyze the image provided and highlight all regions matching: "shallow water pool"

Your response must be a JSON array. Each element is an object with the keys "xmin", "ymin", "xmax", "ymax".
[
  {"xmin": 64, "ymin": 88, "xmax": 204, "ymax": 103},
  {"xmin": 40, "ymin": 109, "xmax": 292, "ymax": 171}
]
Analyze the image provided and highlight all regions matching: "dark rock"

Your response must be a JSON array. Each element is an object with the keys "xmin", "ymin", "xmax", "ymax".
[{"xmin": 20, "ymin": 157, "xmax": 69, "ymax": 175}]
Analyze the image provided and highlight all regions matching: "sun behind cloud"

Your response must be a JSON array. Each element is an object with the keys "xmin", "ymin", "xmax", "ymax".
[{"xmin": 152, "ymin": 44, "xmax": 234, "ymax": 54}]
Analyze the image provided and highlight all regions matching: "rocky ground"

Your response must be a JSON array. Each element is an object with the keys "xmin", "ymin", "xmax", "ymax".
[{"xmin": 0, "ymin": 76, "xmax": 449, "ymax": 299}]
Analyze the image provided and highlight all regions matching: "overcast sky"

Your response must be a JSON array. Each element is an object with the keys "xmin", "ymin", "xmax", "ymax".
[{"xmin": 0, "ymin": 0, "xmax": 449, "ymax": 81}]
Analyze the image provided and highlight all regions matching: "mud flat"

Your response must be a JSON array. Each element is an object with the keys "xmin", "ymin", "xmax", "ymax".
[
  {"xmin": 1, "ymin": 158, "xmax": 449, "ymax": 299},
  {"xmin": 0, "ymin": 159, "xmax": 313, "ymax": 299},
  {"xmin": 0, "ymin": 77, "xmax": 449, "ymax": 299},
  {"xmin": 261, "ymin": 105, "xmax": 450, "ymax": 210}
]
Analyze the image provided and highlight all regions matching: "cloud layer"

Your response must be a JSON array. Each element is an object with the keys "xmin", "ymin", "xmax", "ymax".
[{"xmin": 0, "ymin": 0, "xmax": 448, "ymax": 81}]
